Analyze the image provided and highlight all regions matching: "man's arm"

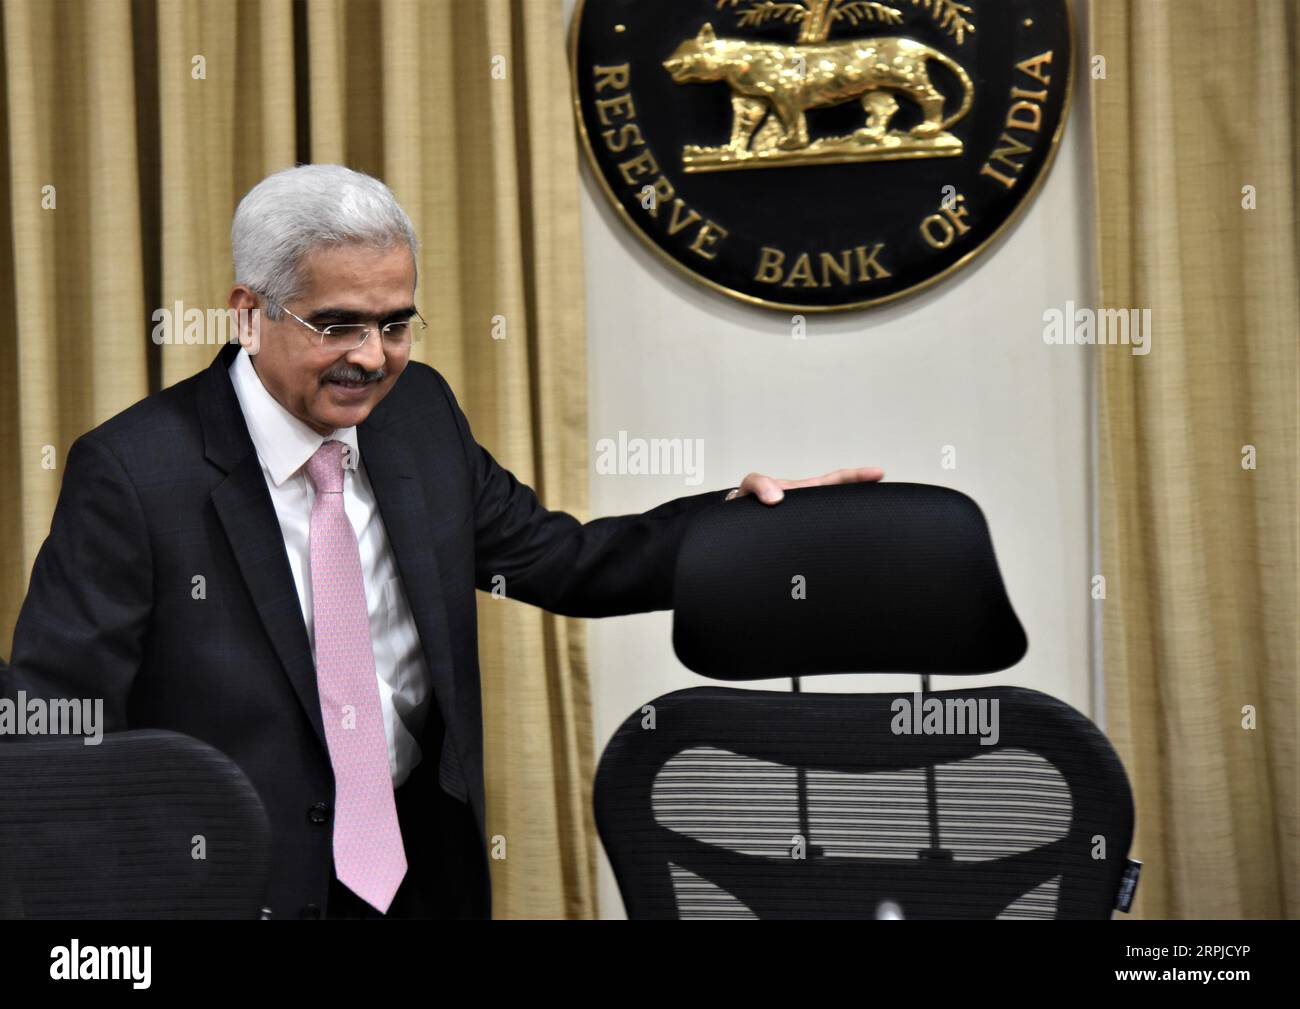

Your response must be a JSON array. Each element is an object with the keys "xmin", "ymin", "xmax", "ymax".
[
  {"xmin": 433, "ymin": 372, "xmax": 724, "ymax": 618},
  {"xmin": 4, "ymin": 434, "xmax": 152, "ymax": 731}
]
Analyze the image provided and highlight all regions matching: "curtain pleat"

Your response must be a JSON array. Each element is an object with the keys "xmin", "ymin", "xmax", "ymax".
[
  {"xmin": 1091, "ymin": 0, "xmax": 1298, "ymax": 919},
  {"xmin": 1, "ymin": 0, "xmax": 148, "ymax": 586},
  {"xmin": 157, "ymin": 0, "xmax": 296, "ymax": 384}
]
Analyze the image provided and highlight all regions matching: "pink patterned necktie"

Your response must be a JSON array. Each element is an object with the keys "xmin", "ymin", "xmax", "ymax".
[{"xmin": 305, "ymin": 439, "xmax": 407, "ymax": 913}]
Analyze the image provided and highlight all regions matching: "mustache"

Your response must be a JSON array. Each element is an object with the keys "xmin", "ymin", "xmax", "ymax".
[{"xmin": 323, "ymin": 364, "xmax": 385, "ymax": 383}]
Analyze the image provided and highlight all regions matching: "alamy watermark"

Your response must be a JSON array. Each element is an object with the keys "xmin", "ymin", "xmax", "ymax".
[
  {"xmin": 0, "ymin": 692, "xmax": 103, "ymax": 744},
  {"xmin": 890, "ymin": 691, "xmax": 1000, "ymax": 746},
  {"xmin": 151, "ymin": 302, "xmax": 260, "ymax": 353},
  {"xmin": 1042, "ymin": 300, "xmax": 1152, "ymax": 356},
  {"xmin": 594, "ymin": 430, "xmax": 705, "ymax": 486},
  {"xmin": 50, "ymin": 940, "xmax": 150, "ymax": 989}
]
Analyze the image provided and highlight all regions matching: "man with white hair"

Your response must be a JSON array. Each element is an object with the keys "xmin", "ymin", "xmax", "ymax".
[{"xmin": 4, "ymin": 164, "xmax": 882, "ymax": 919}]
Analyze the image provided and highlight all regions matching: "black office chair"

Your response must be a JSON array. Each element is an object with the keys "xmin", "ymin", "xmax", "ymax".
[
  {"xmin": 594, "ymin": 482, "xmax": 1137, "ymax": 919},
  {"xmin": 0, "ymin": 722, "xmax": 272, "ymax": 919}
]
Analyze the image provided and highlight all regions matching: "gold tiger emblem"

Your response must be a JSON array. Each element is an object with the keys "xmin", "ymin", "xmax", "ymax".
[{"xmin": 663, "ymin": 21, "xmax": 974, "ymax": 169}]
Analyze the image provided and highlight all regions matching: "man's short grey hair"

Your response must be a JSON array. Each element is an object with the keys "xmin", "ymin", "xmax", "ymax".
[{"xmin": 232, "ymin": 164, "xmax": 419, "ymax": 319}]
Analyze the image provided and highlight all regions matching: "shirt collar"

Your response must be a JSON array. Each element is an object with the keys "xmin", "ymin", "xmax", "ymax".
[{"xmin": 228, "ymin": 345, "xmax": 360, "ymax": 487}]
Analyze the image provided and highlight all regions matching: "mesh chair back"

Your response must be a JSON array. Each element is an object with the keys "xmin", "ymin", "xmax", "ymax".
[
  {"xmin": 595, "ymin": 687, "xmax": 1135, "ymax": 919},
  {"xmin": 0, "ymin": 728, "xmax": 272, "ymax": 919}
]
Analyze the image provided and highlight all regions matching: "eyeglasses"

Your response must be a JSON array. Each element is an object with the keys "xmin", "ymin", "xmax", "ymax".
[{"xmin": 269, "ymin": 301, "xmax": 427, "ymax": 350}]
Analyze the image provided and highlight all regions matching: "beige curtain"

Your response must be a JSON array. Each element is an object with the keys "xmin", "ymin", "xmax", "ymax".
[
  {"xmin": 1091, "ymin": 0, "xmax": 1298, "ymax": 918},
  {"xmin": 0, "ymin": 0, "xmax": 594, "ymax": 919}
]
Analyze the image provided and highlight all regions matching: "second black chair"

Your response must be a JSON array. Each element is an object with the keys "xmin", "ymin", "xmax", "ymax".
[{"xmin": 595, "ymin": 482, "xmax": 1136, "ymax": 919}]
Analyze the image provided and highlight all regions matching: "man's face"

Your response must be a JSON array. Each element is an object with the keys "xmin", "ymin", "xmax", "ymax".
[{"xmin": 233, "ymin": 242, "xmax": 416, "ymax": 435}]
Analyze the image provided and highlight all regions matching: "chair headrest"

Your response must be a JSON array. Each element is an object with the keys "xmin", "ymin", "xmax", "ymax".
[{"xmin": 672, "ymin": 482, "xmax": 1027, "ymax": 679}]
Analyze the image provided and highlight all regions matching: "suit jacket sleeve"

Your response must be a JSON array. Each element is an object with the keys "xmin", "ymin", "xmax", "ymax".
[
  {"xmin": 433, "ymin": 371, "xmax": 725, "ymax": 618},
  {"xmin": 3, "ymin": 433, "xmax": 152, "ymax": 731}
]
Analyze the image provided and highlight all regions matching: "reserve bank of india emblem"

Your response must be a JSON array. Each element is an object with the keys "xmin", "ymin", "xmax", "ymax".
[{"xmin": 570, "ymin": 0, "xmax": 1074, "ymax": 312}]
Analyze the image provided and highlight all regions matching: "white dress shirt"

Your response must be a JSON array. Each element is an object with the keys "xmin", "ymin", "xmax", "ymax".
[{"xmin": 228, "ymin": 346, "xmax": 431, "ymax": 788}]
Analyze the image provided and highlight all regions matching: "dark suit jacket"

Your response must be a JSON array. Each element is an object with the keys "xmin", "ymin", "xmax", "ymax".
[{"xmin": 3, "ymin": 340, "xmax": 723, "ymax": 918}]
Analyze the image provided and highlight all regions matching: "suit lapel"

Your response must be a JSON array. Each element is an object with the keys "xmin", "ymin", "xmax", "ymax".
[
  {"xmin": 212, "ymin": 457, "xmax": 329, "ymax": 750},
  {"xmin": 199, "ymin": 343, "xmax": 329, "ymax": 754}
]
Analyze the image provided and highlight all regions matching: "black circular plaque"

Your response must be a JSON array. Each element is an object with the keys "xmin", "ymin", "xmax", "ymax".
[{"xmin": 571, "ymin": 0, "xmax": 1074, "ymax": 312}]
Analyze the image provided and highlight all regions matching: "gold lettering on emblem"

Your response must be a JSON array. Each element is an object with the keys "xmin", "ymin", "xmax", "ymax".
[
  {"xmin": 589, "ymin": 62, "xmax": 723, "ymax": 260},
  {"xmin": 690, "ymin": 221, "xmax": 729, "ymax": 260},
  {"xmin": 1015, "ymin": 51, "xmax": 1054, "ymax": 87},
  {"xmin": 666, "ymin": 199, "xmax": 701, "ymax": 235},
  {"xmin": 979, "ymin": 51, "xmax": 1054, "ymax": 190},
  {"xmin": 1006, "ymin": 101, "xmax": 1042, "ymax": 133},
  {"xmin": 596, "ymin": 93, "xmax": 636, "ymax": 126},
  {"xmin": 754, "ymin": 244, "xmax": 890, "ymax": 286},
  {"xmin": 920, "ymin": 193, "xmax": 973, "ymax": 249},
  {"xmin": 756, "ymin": 247, "xmax": 785, "ymax": 284},
  {"xmin": 821, "ymin": 251, "xmax": 852, "ymax": 287},
  {"xmin": 592, "ymin": 64, "xmax": 630, "ymax": 92},
  {"xmin": 855, "ymin": 243, "xmax": 891, "ymax": 281},
  {"xmin": 783, "ymin": 253, "xmax": 817, "ymax": 288},
  {"xmin": 618, "ymin": 148, "xmax": 659, "ymax": 185},
  {"xmin": 602, "ymin": 123, "xmax": 644, "ymax": 153},
  {"xmin": 643, "ymin": 176, "xmax": 675, "ymax": 219},
  {"xmin": 979, "ymin": 132, "xmax": 1033, "ymax": 189}
]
